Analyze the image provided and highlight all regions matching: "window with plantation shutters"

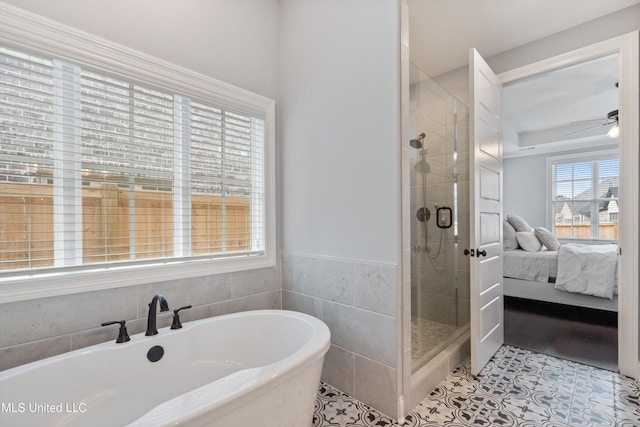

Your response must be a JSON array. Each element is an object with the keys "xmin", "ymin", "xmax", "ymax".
[
  {"xmin": 550, "ymin": 151, "xmax": 619, "ymax": 241},
  {"xmin": 0, "ymin": 44, "xmax": 268, "ymax": 274}
]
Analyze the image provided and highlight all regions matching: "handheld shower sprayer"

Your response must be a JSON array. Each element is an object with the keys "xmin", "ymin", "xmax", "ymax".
[{"xmin": 409, "ymin": 132, "xmax": 426, "ymax": 149}]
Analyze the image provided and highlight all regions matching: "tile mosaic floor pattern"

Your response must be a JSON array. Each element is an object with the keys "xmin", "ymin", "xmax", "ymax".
[{"xmin": 313, "ymin": 345, "xmax": 640, "ymax": 427}]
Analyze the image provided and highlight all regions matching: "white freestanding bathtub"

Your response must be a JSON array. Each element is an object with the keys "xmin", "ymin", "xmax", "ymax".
[{"xmin": 0, "ymin": 309, "xmax": 330, "ymax": 426}]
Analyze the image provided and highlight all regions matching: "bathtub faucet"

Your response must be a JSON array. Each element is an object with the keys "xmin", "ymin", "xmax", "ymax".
[{"xmin": 145, "ymin": 294, "xmax": 170, "ymax": 336}]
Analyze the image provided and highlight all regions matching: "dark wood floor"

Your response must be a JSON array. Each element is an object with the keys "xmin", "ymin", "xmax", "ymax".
[{"xmin": 504, "ymin": 296, "xmax": 618, "ymax": 371}]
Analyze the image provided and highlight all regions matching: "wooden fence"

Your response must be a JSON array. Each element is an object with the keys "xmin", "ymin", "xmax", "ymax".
[
  {"xmin": 0, "ymin": 183, "xmax": 250, "ymax": 270},
  {"xmin": 555, "ymin": 223, "xmax": 618, "ymax": 240}
]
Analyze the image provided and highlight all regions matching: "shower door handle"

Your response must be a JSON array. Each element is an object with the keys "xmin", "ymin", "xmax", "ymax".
[{"xmin": 463, "ymin": 248, "xmax": 474, "ymax": 257}]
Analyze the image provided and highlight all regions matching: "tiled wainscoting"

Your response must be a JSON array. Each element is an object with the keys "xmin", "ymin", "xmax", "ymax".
[
  {"xmin": 0, "ymin": 266, "xmax": 281, "ymax": 371},
  {"xmin": 282, "ymin": 253, "xmax": 399, "ymax": 417},
  {"xmin": 314, "ymin": 345, "xmax": 640, "ymax": 427}
]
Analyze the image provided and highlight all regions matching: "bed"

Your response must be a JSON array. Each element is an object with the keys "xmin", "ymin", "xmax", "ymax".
[{"xmin": 503, "ymin": 245, "xmax": 618, "ymax": 312}]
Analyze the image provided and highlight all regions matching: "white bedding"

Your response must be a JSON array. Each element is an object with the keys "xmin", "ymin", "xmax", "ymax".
[
  {"xmin": 555, "ymin": 243, "xmax": 618, "ymax": 299},
  {"xmin": 503, "ymin": 249, "xmax": 558, "ymax": 283}
]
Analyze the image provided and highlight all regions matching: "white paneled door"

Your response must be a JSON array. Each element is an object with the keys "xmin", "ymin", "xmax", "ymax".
[{"xmin": 469, "ymin": 48, "xmax": 504, "ymax": 376}]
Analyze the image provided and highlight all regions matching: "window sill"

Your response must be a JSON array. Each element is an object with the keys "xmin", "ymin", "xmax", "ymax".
[{"xmin": 0, "ymin": 253, "xmax": 276, "ymax": 304}]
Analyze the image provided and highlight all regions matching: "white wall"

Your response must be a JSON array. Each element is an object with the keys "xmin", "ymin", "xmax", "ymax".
[
  {"xmin": 279, "ymin": 0, "xmax": 402, "ymax": 416},
  {"xmin": 279, "ymin": 0, "xmax": 401, "ymax": 263},
  {"xmin": 503, "ymin": 155, "xmax": 549, "ymax": 228},
  {"xmin": 1, "ymin": 0, "xmax": 280, "ymax": 100}
]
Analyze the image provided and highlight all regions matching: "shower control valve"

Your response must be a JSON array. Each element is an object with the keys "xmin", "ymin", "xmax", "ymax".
[{"xmin": 416, "ymin": 207, "xmax": 430, "ymax": 223}]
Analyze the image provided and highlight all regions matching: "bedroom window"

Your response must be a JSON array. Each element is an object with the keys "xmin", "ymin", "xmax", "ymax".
[
  {"xmin": 0, "ymin": 7, "xmax": 275, "ymax": 301},
  {"xmin": 550, "ymin": 152, "xmax": 619, "ymax": 241}
]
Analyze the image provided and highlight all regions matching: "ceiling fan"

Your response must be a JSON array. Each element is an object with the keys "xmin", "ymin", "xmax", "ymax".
[{"xmin": 567, "ymin": 109, "xmax": 619, "ymax": 138}]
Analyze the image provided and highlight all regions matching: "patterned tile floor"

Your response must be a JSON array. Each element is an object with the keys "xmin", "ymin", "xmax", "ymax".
[{"xmin": 313, "ymin": 345, "xmax": 640, "ymax": 426}]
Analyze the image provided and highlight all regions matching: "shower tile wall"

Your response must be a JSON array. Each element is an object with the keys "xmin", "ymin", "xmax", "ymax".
[
  {"xmin": 282, "ymin": 253, "xmax": 398, "ymax": 417},
  {"xmin": 409, "ymin": 65, "xmax": 470, "ymax": 369},
  {"xmin": 0, "ymin": 265, "xmax": 281, "ymax": 371}
]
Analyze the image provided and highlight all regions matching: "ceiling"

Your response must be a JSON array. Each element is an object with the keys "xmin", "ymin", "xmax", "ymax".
[
  {"xmin": 408, "ymin": 0, "xmax": 640, "ymax": 78},
  {"xmin": 408, "ymin": 0, "xmax": 636, "ymax": 157},
  {"xmin": 502, "ymin": 54, "xmax": 619, "ymax": 157}
]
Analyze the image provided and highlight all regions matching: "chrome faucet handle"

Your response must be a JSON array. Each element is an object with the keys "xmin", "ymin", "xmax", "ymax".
[
  {"xmin": 170, "ymin": 305, "xmax": 193, "ymax": 330},
  {"xmin": 101, "ymin": 320, "xmax": 131, "ymax": 343}
]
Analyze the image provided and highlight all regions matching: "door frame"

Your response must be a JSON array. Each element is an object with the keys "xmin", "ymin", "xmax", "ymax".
[{"xmin": 497, "ymin": 31, "xmax": 639, "ymax": 378}]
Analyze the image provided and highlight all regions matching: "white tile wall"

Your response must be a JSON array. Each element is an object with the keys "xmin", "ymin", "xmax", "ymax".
[
  {"xmin": 0, "ymin": 266, "xmax": 281, "ymax": 371},
  {"xmin": 282, "ymin": 252, "xmax": 399, "ymax": 418}
]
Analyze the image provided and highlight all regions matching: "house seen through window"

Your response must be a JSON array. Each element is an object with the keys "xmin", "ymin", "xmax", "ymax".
[{"xmin": 551, "ymin": 153, "xmax": 619, "ymax": 241}]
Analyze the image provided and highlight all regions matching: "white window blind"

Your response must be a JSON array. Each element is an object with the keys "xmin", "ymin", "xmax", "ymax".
[
  {"xmin": 551, "ymin": 153, "xmax": 619, "ymax": 241},
  {"xmin": 0, "ymin": 47, "xmax": 54, "ymax": 270},
  {"xmin": 0, "ymin": 45, "xmax": 266, "ymax": 272}
]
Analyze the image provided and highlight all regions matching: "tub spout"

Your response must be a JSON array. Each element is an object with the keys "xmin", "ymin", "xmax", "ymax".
[{"xmin": 145, "ymin": 294, "xmax": 169, "ymax": 336}]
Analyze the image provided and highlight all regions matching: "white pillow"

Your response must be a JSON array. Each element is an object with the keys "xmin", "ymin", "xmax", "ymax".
[
  {"xmin": 506, "ymin": 214, "xmax": 532, "ymax": 232},
  {"xmin": 516, "ymin": 231, "xmax": 542, "ymax": 252},
  {"xmin": 503, "ymin": 220, "xmax": 519, "ymax": 251},
  {"xmin": 535, "ymin": 227, "xmax": 561, "ymax": 251}
]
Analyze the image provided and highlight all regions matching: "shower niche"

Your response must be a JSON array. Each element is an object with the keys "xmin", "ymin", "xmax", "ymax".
[{"xmin": 408, "ymin": 63, "xmax": 470, "ymax": 373}]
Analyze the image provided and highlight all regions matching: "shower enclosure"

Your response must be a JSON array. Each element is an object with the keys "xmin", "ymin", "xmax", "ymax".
[{"xmin": 409, "ymin": 63, "xmax": 470, "ymax": 372}]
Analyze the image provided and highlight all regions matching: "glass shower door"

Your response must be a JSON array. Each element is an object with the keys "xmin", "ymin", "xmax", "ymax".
[{"xmin": 409, "ymin": 63, "xmax": 470, "ymax": 372}]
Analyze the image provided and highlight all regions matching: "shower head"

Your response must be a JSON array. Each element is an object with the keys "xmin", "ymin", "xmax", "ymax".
[{"xmin": 409, "ymin": 132, "xmax": 426, "ymax": 149}]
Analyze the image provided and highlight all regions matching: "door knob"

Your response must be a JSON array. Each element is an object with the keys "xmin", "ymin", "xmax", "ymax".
[
  {"xmin": 464, "ymin": 248, "xmax": 474, "ymax": 256},
  {"xmin": 477, "ymin": 249, "xmax": 487, "ymax": 257}
]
